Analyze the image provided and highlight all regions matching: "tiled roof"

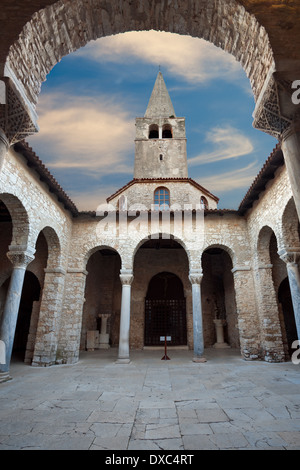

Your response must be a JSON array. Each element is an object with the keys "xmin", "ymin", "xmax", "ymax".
[
  {"xmin": 238, "ymin": 144, "xmax": 284, "ymax": 215},
  {"xmin": 14, "ymin": 140, "xmax": 79, "ymax": 216}
]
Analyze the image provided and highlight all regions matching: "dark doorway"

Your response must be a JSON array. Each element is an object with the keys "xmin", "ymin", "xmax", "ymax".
[
  {"xmin": 144, "ymin": 272, "xmax": 187, "ymax": 346},
  {"xmin": 278, "ymin": 277, "xmax": 298, "ymax": 357}
]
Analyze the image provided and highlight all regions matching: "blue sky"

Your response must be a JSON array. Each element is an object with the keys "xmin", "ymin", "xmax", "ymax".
[{"xmin": 27, "ymin": 31, "xmax": 277, "ymax": 211}]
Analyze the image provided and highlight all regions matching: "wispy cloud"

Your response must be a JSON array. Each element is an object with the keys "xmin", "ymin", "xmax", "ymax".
[
  {"xmin": 76, "ymin": 31, "xmax": 246, "ymax": 86},
  {"xmin": 199, "ymin": 161, "xmax": 259, "ymax": 193},
  {"xmin": 30, "ymin": 92, "xmax": 134, "ymax": 175},
  {"xmin": 71, "ymin": 185, "xmax": 119, "ymax": 211},
  {"xmin": 188, "ymin": 125, "xmax": 254, "ymax": 166}
]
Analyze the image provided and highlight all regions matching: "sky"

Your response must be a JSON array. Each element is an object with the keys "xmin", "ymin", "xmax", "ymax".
[{"xmin": 27, "ymin": 31, "xmax": 277, "ymax": 211}]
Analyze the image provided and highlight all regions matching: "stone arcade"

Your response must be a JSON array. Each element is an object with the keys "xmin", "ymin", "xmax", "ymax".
[{"xmin": 0, "ymin": 1, "xmax": 300, "ymax": 381}]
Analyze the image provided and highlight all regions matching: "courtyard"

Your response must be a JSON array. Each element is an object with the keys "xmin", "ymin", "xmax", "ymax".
[{"xmin": 0, "ymin": 348, "xmax": 299, "ymax": 451}]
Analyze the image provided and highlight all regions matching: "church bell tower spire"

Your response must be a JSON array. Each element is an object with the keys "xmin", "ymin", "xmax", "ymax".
[{"xmin": 134, "ymin": 71, "xmax": 188, "ymax": 179}]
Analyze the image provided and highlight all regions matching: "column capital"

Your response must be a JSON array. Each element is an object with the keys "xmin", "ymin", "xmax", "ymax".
[
  {"xmin": 189, "ymin": 270, "xmax": 203, "ymax": 285},
  {"xmin": 120, "ymin": 270, "xmax": 134, "ymax": 286},
  {"xmin": 252, "ymin": 71, "xmax": 300, "ymax": 140},
  {"xmin": 278, "ymin": 248, "xmax": 300, "ymax": 265},
  {"xmin": 6, "ymin": 247, "xmax": 35, "ymax": 268},
  {"xmin": 0, "ymin": 76, "xmax": 38, "ymax": 145}
]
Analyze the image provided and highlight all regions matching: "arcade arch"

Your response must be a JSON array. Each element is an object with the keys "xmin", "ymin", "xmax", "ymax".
[
  {"xmin": 201, "ymin": 246, "xmax": 239, "ymax": 349},
  {"xmin": 5, "ymin": 0, "xmax": 273, "ymax": 113},
  {"xmin": 132, "ymin": 235, "xmax": 191, "ymax": 349},
  {"xmin": 80, "ymin": 247, "xmax": 122, "ymax": 351}
]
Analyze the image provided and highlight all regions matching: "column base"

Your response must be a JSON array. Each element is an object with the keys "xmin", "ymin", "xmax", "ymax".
[
  {"xmin": 213, "ymin": 342, "xmax": 231, "ymax": 349},
  {"xmin": 116, "ymin": 357, "xmax": 131, "ymax": 364},
  {"xmin": 192, "ymin": 356, "xmax": 207, "ymax": 363},
  {"xmin": 0, "ymin": 371, "xmax": 12, "ymax": 383}
]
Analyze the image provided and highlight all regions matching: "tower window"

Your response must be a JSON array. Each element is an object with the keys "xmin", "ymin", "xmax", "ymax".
[
  {"xmin": 162, "ymin": 124, "xmax": 172, "ymax": 138},
  {"xmin": 200, "ymin": 196, "xmax": 208, "ymax": 210},
  {"xmin": 159, "ymin": 154, "xmax": 163, "ymax": 161},
  {"xmin": 149, "ymin": 124, "xmax": 159, "ymax": 139},
  {"xmin": 154, "ymin": 187, "xmax": 170, "ymax": 210}
]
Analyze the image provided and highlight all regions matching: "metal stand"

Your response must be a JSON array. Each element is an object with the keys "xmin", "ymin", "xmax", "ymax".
[{"xmin": 161, "ymin": 335, "xmax": 170, "ymax": 360}]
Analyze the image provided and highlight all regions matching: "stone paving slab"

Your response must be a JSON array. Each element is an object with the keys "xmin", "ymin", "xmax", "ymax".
[{"xmin": 0, "ymin": 348, "xmax": 300, "ymax": 450}]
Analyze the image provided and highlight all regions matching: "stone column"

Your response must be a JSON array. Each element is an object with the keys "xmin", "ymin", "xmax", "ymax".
[
  {"xmin": 189, "ymin": 271, "xmax": 206, "ymax": 363},
  {"xmin": 0, "ymin": 247, "xmax": 35, "ymax": 381},
  {"xmin": 117, "ymin": 270, "xmax": 133, "ymax": 364},
  {"xmin": 281, "ymin": 123, "xmax": 300, "ymax": 221},
  {"xmin": 0, "ymin": 128, "xmax": 9, "ymax": 170},
  {"xmin": 279, "ymin": 248, "xmax": 300, "ymax": 342},
  {"xmin": 252, "ymin": 73, "xmax": 300, "ymax": 222}
]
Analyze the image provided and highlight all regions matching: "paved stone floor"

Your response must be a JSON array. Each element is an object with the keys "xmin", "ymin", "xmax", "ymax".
[{"xmin": 0, "ymin": 348, "xmax": 300, "ymax": 450}]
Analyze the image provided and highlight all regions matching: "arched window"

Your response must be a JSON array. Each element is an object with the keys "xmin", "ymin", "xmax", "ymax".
[
  {"xmin": 149, "ymin": 124, "xmax": 159, "ymax": 139},
  {"xmin": 200, "ymin": 196, "xmax": 208, "ymax": 210},
  {"xmin": 154, "ymin": 187, "xmax": 170, "ymax": 210},
  {"xmin": 162, "ymin": 124, "xmax": 172, "ymax": 138}
]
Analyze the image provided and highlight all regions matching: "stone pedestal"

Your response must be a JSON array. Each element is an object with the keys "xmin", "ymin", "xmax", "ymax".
[
  {"xmin": 213, "ymin": 319, "xmax": 230, "ymax": 348},
  {"xmin": 98, "ymin": 313, "xmax": 111, "ymax": 349},
  {"xmin": 86, "ymin": 330, "xmax": 100, "ymax": 351}
]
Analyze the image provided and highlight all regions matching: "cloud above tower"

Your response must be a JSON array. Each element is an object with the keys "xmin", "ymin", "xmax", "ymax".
[{"xmin": 76, "ymin": 30, "xmax": 246, "ymax": 86}]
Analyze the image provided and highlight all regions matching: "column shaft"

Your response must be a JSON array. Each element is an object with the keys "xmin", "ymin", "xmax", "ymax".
[
  {"xmin": 279, "ymin": 250, "xmax": 300, "ymax": 343},
  {"xmin": 281, "ymin": 127, "xmax": 300, "ymax": 221},
  {"xmin": 286, "ymin": 263, "xmax": 300, "ymax": 342},
  {"xmin": 189, "ymin": 272, "xmax": 206, "ymax": 362},
  {"xmin": 0, "ymin": 128, "xmax": 9, "ymax": 171},
  {"xmin": 0, "ymin": 249, "xmax": 35, "ymax": 379},
  {"xmin": 117, "ymin": 272, "xmax": 133, "ymax": 363}
]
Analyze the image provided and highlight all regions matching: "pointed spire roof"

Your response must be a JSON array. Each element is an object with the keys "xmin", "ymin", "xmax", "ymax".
[{"xmin": 145, "ymin": 71, "xmax": 176, "ymax": 118}]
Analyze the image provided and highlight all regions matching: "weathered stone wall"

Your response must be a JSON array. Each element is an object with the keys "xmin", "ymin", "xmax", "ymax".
[
  {"xmin": 0, "ymin": 146, "xmax": 73, "ymax": 365},
  {"xmin": 245, "ymin": 165, "xmax": 296, "ymax": 361}
]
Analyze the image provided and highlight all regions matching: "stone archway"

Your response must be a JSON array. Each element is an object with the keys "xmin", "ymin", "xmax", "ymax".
[
  {"xmin": 201, "ymin": 246, "xmax": 239, "ymax": 350},
  {"xmin": 80, "ymin": 247, "xmax": 122, "ymax": 351},
  {"xmin": 0, "ymin": 193, "xmax": 29, "ymax": 248},
  {"xmin": 256, "ymin": 225, "xmax": 285, "ymax": 361},
  {"xmin": 144, "ymin": 271, "xmax": 187, "ymax": 347},
  {"xmin": 132, "ymin": 234, "xmax": 191, "ymax": 349},
  {"xmin": 5, "ymin": 0, "xmax": 273, "ymax": 115}
]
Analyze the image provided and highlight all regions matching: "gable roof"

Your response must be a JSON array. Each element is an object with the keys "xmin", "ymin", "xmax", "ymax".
[{"xmin": 106, "ymin": 177, "xmax": 219, "ymax": 203}]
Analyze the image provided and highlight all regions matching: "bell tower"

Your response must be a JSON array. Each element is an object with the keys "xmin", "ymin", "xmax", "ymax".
[{"xmin": 134, "ymin": 71, "xmax": 188, "ymax": 179}]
